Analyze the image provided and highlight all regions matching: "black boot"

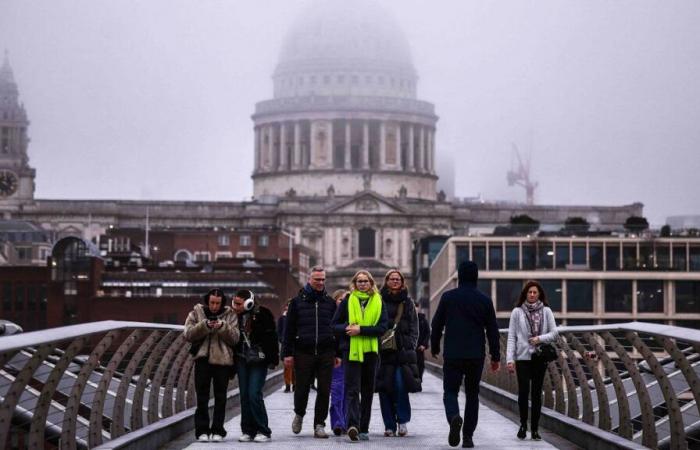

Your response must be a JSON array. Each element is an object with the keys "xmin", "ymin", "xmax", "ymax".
[
  {"xmin": 462, "ymin": 436, "xmax": 474, "ymax": 448},
  {"xmin": 284, "ymin": 384, "xmax": 291, "ymax": 393},
  {"xmin": 448, "ymin": 416, "xmax": 463, "ymax": 447},
  {"xmin": 517, "ymin": 425, "xmax": 527, "ymax": 440},
  {"xmin": 532, "ymin": 430, "xmax": 542, "ymax": 441}
]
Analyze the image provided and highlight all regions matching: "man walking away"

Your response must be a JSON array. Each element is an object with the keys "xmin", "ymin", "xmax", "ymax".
[
  {"xmin": 431, "ymin": 261, "xmax": 500, "ymax": 448},
  {"xmin": 282, "ymin": 266, "xmax": 340, "ymax": 439}
]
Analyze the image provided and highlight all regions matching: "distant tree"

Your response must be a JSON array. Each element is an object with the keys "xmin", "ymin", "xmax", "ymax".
[
  {"xmin": 687, "ymin": 228, "xmax": 699, "ymax": 237},
  {"xmin": 510, "ymin": 214, "xmax": 540, "ymax": 234},
  {"xmin": 660, "ymin": 224, "xmax": 671, "ymax": 237},
  {"xmin": 624, "ymin": 216, "xmax": 649, "ymax": 233},
  {"xmin": 564, "ymin": 217, "xmax": 590, "ymax": 233}
]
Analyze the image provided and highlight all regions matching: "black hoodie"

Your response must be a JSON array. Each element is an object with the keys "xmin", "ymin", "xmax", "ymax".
[{"xmin": 430, "ymin": 261, "xmax": 500, "ymax": 361}]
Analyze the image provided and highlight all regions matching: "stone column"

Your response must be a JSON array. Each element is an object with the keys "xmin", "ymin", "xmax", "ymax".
[
  {"xmin": 427, "ymin": 128, "xmax": 434, "ymax": 174},
  {"xmin": 269, "ymin": 124, "xmax": 278, "ymax": 171},
  {"xmin": 293, "ymin": 121, "xmax": 301, "ymax": 170},
  {"xmin": 344, "ymin": 120, "xmax": 352, "ymax": 169},
  {"xmin": 279, "ymin": 122, "xmax": 288, "ymax": 170},
  {"xmin": 379, "ymin": 121, "xmax": 386, "ymax": 169},
  {"xmin": 254, "ymin": 126, "xmax": 261, "ymax": 172},
  {"xmin": 396, "ymin": 123, "xmax": 402, "ymax": 169},
  {"xmin": 362, "ymin": 120, "xmax": 370, "ymax": 169},
  {"xmin": 418, "ymin": 126, "xmax": 425, "ymax": 172},
  {"xmin": 407, "ymin": 125, "xmax": 415, "ymax": 171}
]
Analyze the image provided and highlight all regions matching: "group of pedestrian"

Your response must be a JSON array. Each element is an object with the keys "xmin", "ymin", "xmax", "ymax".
[{"xmin": 183, "ymin": 261, "xmax": 560, "ymax": 448}]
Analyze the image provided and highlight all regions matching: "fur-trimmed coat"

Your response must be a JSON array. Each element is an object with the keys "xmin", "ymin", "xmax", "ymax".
[{"xmin": 184, "ymin": 304, "xmax": 239, "ymax": 366}]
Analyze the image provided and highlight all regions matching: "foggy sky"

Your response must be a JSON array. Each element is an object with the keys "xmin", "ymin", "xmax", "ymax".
[{"xmin": 1, "ymin": 0, "xmax": 699, "ymax": 226}]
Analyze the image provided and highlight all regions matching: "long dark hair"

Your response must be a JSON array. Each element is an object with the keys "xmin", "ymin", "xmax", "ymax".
[{"xmin": 515, "ymin": 280, "xmax": 549, "ymax": 307}]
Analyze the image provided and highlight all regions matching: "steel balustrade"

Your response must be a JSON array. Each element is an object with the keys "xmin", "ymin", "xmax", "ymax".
[
  {"xmin": 0, "ymin": 321, "xmax": 197, "ymax": 450},
  {"xmin": 481, "ymin": 322, "xmax": 700, "ymax": 450}
]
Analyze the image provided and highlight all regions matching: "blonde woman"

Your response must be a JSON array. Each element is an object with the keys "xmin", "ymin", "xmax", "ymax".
[{"xmin": 332, "ymin": 270, "xmax": 388, "ymax": 442}]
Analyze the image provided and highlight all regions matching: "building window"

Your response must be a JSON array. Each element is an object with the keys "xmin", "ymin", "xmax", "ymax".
[
  {"xmin": 589, "ymin": 244, "xmax": 603, "ymax": 270},
  {"xmin": 605, "ymin": 280, "xmax": 633, "ymax": 312},
  {"xmin": 572, "ymin": 244, "xmax": 586, "ymax": 265},
  {"xmin": 472, "ymin": 243, "xmax": 486, "ymax": 271},
  {"xmin": 358, "ymin": 228, "xmax": 376, "ymax": 258},
  {"xmin": 194, "ymin": 252, "xmax": 210, "ymax": 262},
  {"xmin": 456, "ymin": 245, "xmax": 469, "ymax": 269},
  {"xmin": 568, "ymin": 280, "xmax": 594, "ymax": 312},
  {"xmin": 64, "ymin": 281, "xmax": 77, "ymax": 296},
  {"xmin": 174, "ymin": 249, "xmax": 192, "ymax": 263},
  {"xmin": 690, "ymin": 245, "xmax": 700, "ymax": 271},
  {"xmin": 240, "ymin": 235, "xmax": 251, "ymax": 247},
  {"xmin": 606, "ymin": 243, "xmax": 620, "ymax": 271},
  {"xmin": 676, "ymin": 281, "xmax": 700, "ymax": 313},
  {"xmin": 496, "ymin": 279, "xmax": 522, "ymax": 311},
  {"xmin": 622, "ymin": 244, "xmax": 637, "ymax": 270},
  {"xmin": 522, "ymin": 243, "xmax": 535, "ymax": 270},
  {"xmin": 555, "ymin": 244, "xmax": 569, "ymax": 269},
  {"xmin": 259, "ymin": 235, "xmax": 269, "ymax": 247},
  {"xmin": 14, "ymin": 285, "xmax": 24, "ymax": 311},
  {"xmin": 673, "ymin": 244, "xmax": 687, "ymax": 271},
  {"xmin": 637, "ymin": 280, "xmax": 664, "ymax": 313},
  {"xmin": 218, "ymin": 234, "xmax": 230, "ymax": 246},
  {"xmin": 656, "ymin": 244, "xmax": 670, "ymax": 269},
  {"xmin": 478, "ymin": 279, "xmax": 491, "ymax": 297},
  {"xmin": 537, "ymin": 242, "xmax": 553, "ymax": 269},
  {"xmin": 488, "ymin": 243, "xmax": 503, "ymax": 271},
  {"xmin": 16, "ymin": 247, "xmax": 32, "ymax": 261},
  {"xmin": 215, "ymin": 251, "xmax": 232, "ymax": 260},
  {"xmin": 540, "ymin": 279, "xmax": 562, "ymax": 312},
  {"xmin": 505, "ymin": 244, "xmax": 519, "ymax": 270}
]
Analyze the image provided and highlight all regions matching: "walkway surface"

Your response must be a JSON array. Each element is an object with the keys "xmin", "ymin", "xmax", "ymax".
[{"xmin": 171, "ymin": 371, "xmax": 560, "ymax": 449}]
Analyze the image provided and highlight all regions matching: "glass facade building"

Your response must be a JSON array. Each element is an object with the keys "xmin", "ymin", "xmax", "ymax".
[{"xmin": 429, "ymin": 236, "xmax": 700, "ymax": 328}]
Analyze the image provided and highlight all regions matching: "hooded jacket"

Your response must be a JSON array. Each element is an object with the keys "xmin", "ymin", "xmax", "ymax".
[
  {"xmin": 430, "ymin": 261, "xmax": 500, "ymax": 361},
  {"xmin": 184, "ymin": 303, "xmax": 239, "ymax": 366}
]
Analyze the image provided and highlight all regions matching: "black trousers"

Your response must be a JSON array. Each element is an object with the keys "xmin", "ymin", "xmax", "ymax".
[
  {"xmin": 515, "ymin": 354, "xmax": 547, "ymax": 431},
  {"xmin": 293, "ymin": 350, "xmax": 335, "ymax": 426},
  {"xmin": 416, "ymin": 349, "xmax": 425, "ymax": 380},
  {"xmin": 442, "ymin": 358, "xmax": 484, "ymax": 439},
  {"xmin": 194, "ymin": 358, "xmax": 231, "ymax": 437},
  {"xmin": 344, "ymin": 352, "xmax": 379, "ymax": 433}
]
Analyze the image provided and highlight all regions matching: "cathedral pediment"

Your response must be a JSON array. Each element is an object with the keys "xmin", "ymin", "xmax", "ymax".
[{"xmin": 326, "ymin": 191, "xmax": 406, "ymax": 215}]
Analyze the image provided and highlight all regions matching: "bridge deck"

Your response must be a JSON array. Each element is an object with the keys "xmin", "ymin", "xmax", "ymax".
[{"xmin": 172, "ymin": 371, "xmax": 560, "ymax": 449}]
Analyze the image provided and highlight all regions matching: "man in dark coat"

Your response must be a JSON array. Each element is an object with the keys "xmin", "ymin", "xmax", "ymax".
[
  {"xmin": 415, "ymin": 303, "xmax": 430, "ymax": 381},
  {"xmin": 282, "ymin": 266, "xmax": 340, "ymax": 439},
  {"xmin": 431, "ymin": 261, "xmax": 500, "ymax": 448}
]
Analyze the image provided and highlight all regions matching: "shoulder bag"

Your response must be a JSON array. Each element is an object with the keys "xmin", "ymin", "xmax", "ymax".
[
  {"xmin": 380, "ymin": 302, "xmax": 405, "ymax": 351},
  {"xmin": 523, "ymin": 308, "xmax": 558, "ymax": 363}
]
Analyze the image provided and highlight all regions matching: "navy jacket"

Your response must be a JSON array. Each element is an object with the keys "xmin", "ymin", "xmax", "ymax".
[
  {"xmin": 430, "ymin": 261, "xmax": 500, "ymax": 361},
  {"xmin": 282, "ymin": 285, "xmax": 337, "ymax": 357}
]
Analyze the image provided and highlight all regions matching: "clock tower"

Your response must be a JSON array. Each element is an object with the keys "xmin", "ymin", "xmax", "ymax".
[{"xmin": 0, "ymin": 51, "xmax": 35, "ymax": 212}]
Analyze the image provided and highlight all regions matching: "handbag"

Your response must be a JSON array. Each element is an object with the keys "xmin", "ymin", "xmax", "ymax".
[
  {"xmin": 522, "ymin": 308, "xmax": 558, "ymax": 364},
  {"xmin": 380, "ymin": 302, "xmax": 405, "ymax": 351},
  {"xmin": 239, "ymin": 330, "xmax": 266, "ymax": 364}
]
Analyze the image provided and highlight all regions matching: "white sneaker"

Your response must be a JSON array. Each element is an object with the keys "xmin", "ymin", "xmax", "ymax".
[
  {"xmin": 398, "ymin": 423, "xmax": 408, "ymax": 436},
  {"xmin": 210, "ymin": 434, "xmax": 224, "ymax": 442},
  {"xmin": 196, "ymin": 434, "xmax": 209, "ymax": 442},
  {"xmin": 253, "ymin": 434, "xmax": 271, "ymax": 442},
  {"xmin": 238, "ymin": 434, "xmax": 253, "ymax": 442}
]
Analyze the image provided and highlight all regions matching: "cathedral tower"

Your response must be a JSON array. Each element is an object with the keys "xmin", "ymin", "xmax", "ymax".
[{"xmin": 0, "ymin": 52, "xmax": 35, "ymax": 210}]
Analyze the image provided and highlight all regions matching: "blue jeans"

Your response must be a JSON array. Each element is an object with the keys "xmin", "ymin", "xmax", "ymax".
[
  {"xmin": 443, "ymin": 358, "xmax": 484, "ymax": 438},
  {"xmin": 379, "ymin": 366, "xmax": 411, "ymax": 431},
  {"xmin": 238, "ymin": 362, "xmax": 270, "ymax": 437}
]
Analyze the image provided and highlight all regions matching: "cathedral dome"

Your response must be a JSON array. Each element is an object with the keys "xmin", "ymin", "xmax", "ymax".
[{"xmin": 273, "ymin": 0, "xmax": 417, "ymax": 99}]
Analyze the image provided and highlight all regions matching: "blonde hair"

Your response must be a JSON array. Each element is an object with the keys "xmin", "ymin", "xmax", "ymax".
[
  {"xmin": 349, "ymin": 270, "xmax": 378, "ymax": 294},
  {"xmin": 331, "ymin": 289, "xmax": 348, "ymax": 302}
]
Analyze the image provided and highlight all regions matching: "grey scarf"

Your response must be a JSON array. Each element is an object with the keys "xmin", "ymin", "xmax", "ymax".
[{"xmin": 522, "ymin": 300, "xmax": 544, "ymax": 337}]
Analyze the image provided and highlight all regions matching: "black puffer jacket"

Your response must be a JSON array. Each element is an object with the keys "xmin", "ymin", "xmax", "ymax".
[
  {"xmin": 237, "ymin": 305, "xmax": 279, "ymax": 366},
  {"xmin": 282, "ymin": 285, "xmax": 337, "ymax": 357},
  {"xmin": 375, "ymin": 288, "xmax": 421, "ymax": 393}
]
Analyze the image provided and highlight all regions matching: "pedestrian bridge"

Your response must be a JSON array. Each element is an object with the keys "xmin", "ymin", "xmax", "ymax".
[{"xmin": 0, "ymin": 321, "xmax": 697, "ymax": 449}]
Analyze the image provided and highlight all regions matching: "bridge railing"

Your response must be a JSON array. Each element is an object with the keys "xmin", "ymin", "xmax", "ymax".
[
  {"xmin": 0, "ymin": 320, "xmax": 197, "ymax": 450},
  {"xmin": 481, "ymin": 322, "xmax": 700, "ymax": 450}
]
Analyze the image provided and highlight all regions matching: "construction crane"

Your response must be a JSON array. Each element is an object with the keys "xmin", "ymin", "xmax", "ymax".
[{"xmin": 507, "ymin": 143, "xmax": 538, "ymax": 205}]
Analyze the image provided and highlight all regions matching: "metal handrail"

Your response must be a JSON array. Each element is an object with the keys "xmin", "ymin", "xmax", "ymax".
[
  {"xmin": 482, "ymin": 321, "xmax": 700, "ymax": 450},
  {"xmin": 0, "ymin": 321, "xmax": 195, "ymax": 450}
]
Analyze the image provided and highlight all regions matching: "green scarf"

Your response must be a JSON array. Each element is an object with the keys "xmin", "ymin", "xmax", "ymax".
[{"xmin": 347, "ymin": 289, "xmax": 382, "ymax": 362}]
